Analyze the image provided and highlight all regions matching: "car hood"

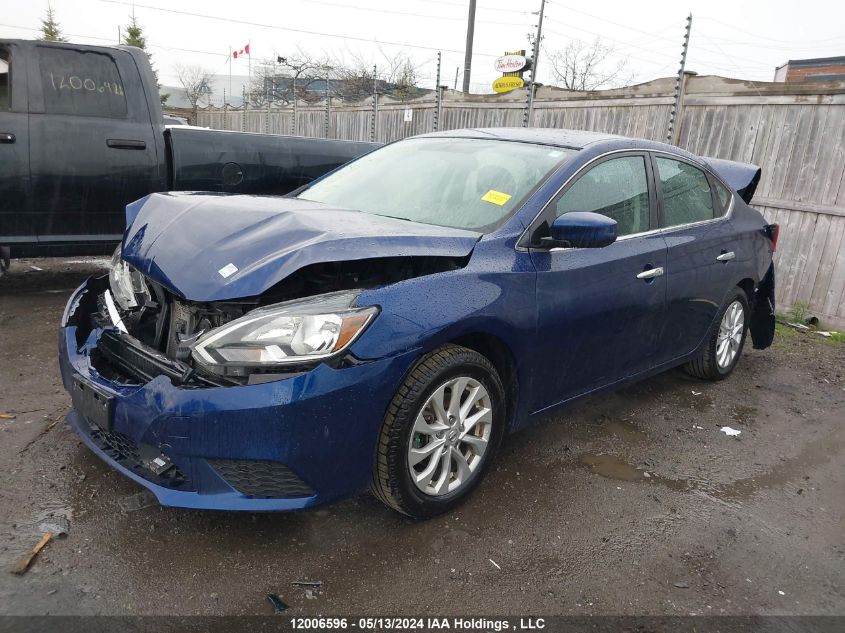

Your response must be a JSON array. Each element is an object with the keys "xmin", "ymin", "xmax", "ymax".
[{"xmin": 121, "ymin": 192, "xmax": 481, "ymax": 302}]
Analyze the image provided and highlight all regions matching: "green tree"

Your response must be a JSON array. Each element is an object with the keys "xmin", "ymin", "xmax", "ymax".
[
  {"xmin": 40, "ymin": 4, "xmax": 66, "ymax": 42},
  {"xmin": 123, "ymin": 14, "xmax": 169, "ymax": 105}
]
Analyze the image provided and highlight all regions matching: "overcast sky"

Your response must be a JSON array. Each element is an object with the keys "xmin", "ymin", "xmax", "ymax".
[{"xmin": 3, "ymin": 0, "xmax": 845, "ymax": 94}]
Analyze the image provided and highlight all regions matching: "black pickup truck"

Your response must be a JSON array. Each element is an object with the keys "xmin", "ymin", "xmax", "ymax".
[{"xmin": 0, "ymin": 39, "xmax": 376, "ymax": 267}]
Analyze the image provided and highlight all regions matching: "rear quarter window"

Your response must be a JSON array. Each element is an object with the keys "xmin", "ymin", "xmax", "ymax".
[
  {"xmin": 713, "ymin": 179, "xmax": 733, "ymax": 217},
  {"xmin": 38, "ymin": 46, "xmax": 127, "ymax": 118},
  {"xmin": 0, "ymin": 49, "xmax": 9, "ymax": 110}
]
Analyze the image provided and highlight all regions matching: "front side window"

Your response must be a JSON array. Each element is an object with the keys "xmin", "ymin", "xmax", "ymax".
[
  {"xmin": 554, "ymin": 156, "xmax": 650, "ymax": 236},
  {"xmin": 299, "ymin": 137, "xmax": 574, "ymax": 232},
  {"xmin": 656, "ymin": 157, "xmax": 714, "ymax": 227},
  {"xmin": 0, "ymin": 48, "xmax": 10, "ymax": 110},
  {"xmin": 38, "ymin": 46, "xmax": 127, "ymax": 118}
]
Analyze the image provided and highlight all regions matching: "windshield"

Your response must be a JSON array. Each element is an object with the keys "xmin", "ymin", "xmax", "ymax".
[{"xmin": 298, "ymin": 137, "xmax": 575, "ymax": 232}]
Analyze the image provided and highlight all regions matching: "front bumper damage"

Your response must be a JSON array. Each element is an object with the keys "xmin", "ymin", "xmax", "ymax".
[{"xmin": 59, "ymin": 277, "xmax": 416, "ymax": 511}]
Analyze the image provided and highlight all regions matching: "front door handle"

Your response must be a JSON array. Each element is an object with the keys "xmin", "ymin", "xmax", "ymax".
[
  {"xmin": 106, "ymin": 139, "xmax": 146, "ymax": 150},
  {"xmin": 716, "ymin": 251, "xmax": 736, "ymax": 262},
  {"xmin": 0, "ymin": 132, "xmax": 15, "ymax": 144},
  {"xmin": 637, "ymin": 266, "xmax": 664, "ymax": 280}
]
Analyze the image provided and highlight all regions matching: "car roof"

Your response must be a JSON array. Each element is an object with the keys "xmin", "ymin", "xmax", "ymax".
[
  {"xmin": 417, "ymin": 127, "xmax": 702, "ymax": 161},
  {"xmin": 419, "ymin": 127, "xmax": 622, "ymax": 148}
]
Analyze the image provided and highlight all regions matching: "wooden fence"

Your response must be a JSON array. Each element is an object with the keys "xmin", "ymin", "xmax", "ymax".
[{"xmin": 197, "ymin": 75, "xmax": 845, "ymax": 329}]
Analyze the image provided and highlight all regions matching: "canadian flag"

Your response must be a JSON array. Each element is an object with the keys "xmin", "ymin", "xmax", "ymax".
[{"xmin": 232, "ymin": 43, "xmax": 250, "ymax": 59}]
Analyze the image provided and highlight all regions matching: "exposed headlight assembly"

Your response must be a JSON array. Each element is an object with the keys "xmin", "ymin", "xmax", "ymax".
[
  {"xmin": 108, "ymin": 246, "xmax": 151, "ymax": 311},
  {"xmin": 191, "ymin": 291, "xmax": 378, "ymax": 377}
]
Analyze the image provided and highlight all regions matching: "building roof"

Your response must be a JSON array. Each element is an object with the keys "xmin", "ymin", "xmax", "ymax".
[{"xmin": 776, "ymin": 55, "xmax": 845, "ymax": 70}]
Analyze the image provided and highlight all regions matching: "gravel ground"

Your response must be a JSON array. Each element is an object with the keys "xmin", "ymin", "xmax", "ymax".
[{"xmin": 0, "ymin": 257, "xmax": 843, "ymax": 616}]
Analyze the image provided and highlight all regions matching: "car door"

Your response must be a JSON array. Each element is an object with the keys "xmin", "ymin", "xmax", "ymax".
[
  {"xmin": 528, "ymin": 153, "xmax": 668, "ymax": 412},
  {"xmin": 0, "ymin": 42, "xmax": 32, "ymax": 245},
  {"xmin": 652, "ymin": 153, "xmax": 742, "ymax": 362},
  {"xmin": 27, "ymin": 44, "xmax": 159, "ymax": 244}
]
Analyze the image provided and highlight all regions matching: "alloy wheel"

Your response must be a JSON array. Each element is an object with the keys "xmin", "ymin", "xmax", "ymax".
[
  {"xmin": 407, "ymin": 376, "xmax": 493, "ymax": 496},
  {"xmin": 716, "ymin": 300, "xmax": 745, "ymax": 369}
]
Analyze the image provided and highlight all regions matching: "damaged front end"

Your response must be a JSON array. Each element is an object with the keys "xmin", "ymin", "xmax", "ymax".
[
  {"xmin": 58, "ymin": 249, "xmax": 459, "ymax": 510},
  {"xmin": 87, "ymin": 249, "xmax": 464, "ymax": 386}
]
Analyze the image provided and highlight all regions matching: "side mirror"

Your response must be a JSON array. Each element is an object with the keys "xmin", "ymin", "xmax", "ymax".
[{"xmin": 545, "ymin": 212, "xmax": 618, "ymax": 248}]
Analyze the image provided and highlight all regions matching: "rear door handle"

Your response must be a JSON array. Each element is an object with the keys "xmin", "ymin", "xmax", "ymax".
[
  {"xmin": 0, "ymin": 132, "xmax": 15, "ymax": 144},
  {"xmin": 716, "ymin": 251, "xmax": 736, "ymax": 262},
  {"xmin": 636, "ymin": 266, "xmax": 664, "ymax": 280},
  {"xmin": 106, "ymin": 139, "xmax": 146, "ymax": 150}
]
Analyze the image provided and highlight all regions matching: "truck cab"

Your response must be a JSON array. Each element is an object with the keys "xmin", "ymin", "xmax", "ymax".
[
  {"xmin": 0, "ymin": 40, "xmax": 166, "ymax": 255},
  {"xmin": 0, "ymin": 39, "xmax": 377, "ymax": 263}
]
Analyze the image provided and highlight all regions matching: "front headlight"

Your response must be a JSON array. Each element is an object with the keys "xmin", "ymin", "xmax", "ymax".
[
  {"xmin": 191, "ymin": 291, "xmax": 378, "ymax": 377},
  {"xmin": 108, "ymin": 246, "xmax": 151, "ymax": 310}
]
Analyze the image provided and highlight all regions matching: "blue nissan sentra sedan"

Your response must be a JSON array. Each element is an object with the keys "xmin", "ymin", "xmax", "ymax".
[{"xmin": 58, "ymin": 128, "xmax": 778, "ymax": 518}]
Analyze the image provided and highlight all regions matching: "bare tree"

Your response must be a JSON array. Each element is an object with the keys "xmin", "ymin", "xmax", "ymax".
[
  {"xmin": 545, "ymin": 39, "xmax": 634, "ymax": 91},
  {"xmin": 329, "ymin": 48, "xmax": 421, "ymax": 102},
  {"xmin": 245, "ymin": 48, "xmax": 330, "ymax": 106},
  {"xmin": 175, "ymin": 64, "xmax": 212, "ymax": 112}
]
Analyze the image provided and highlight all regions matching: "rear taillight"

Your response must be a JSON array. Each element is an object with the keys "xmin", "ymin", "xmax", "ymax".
[{"xmin": 766, "ymin": 223, "xmax": 779, "ymax": 251}]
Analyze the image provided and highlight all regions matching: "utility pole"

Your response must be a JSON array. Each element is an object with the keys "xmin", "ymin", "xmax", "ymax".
[
  {"xmin": 523, "ymin": 0, "xmax": 546, "ymax": 127},
  {"xmin": 667, "ymin": 14, "xmax": 692, "ymax": 145},
  {"xmin": 434, "ymin": 52, "xmax": 442, "ymax": 131},
  {"xmin": 454, "ymin": 67, "xmax": 459, "ymax": 90},
  {"xmin": 462, "ymin": 0, "xmax": 477, "ymax": 93}
]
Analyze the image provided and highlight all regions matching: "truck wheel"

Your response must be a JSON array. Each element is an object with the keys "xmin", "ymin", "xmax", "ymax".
[
  {"xmin": 685, "ymin": 290, "xmax": 749, "ymax": 381},
  {"xmin": 0, "ymin": 246, "xmax": 10, "ymax": 277},
  {"xmin": 372, "ymin": 345, "xmax": 505, "ymax": 519}
]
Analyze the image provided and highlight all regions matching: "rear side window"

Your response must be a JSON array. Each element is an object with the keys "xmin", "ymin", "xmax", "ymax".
[
  {"xmin": 38, "ymin": 47, "xmax": 127, "ymax": 118},
  {"xmin": 655, "ymin": 157, "xmax": 714, "ymax": 227},
  {"xmin": 713, "ymin": 179, "xmax": 732, "ymax": 217},
  {"xmin": 0, "ymin": 49, "xmax": 9, "ymax": 110},
  {"xmin": 555, "ymin": 156, "xmax": 650, "ymax": 236}
]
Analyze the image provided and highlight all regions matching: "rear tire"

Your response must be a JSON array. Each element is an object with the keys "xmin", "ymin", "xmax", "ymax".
[
  {"xmin": 685, "ymin": 289, "xmax": 749, "ymax": 381},
  {"xmin": 372, "ymin": 344, "xmax": 505, "ymax": 519}
]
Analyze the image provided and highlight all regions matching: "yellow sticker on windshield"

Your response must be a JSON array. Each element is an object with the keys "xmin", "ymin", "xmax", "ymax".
[{"xmin": 481, "ymin": 190, "xmax": 512, "ymax": 206}]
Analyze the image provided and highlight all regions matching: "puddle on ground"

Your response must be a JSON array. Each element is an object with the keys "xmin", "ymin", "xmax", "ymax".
[
  {"xmin": 580, "ymin": 430, "xmax": 845, "ymax": 502},
  {"xmin": 731, "ymin": 404, "xmax": 759, "ymax": 424},
  {"xmin": 580, "ymin": 453, "xmax": 687, "ymax": 490},
  {"xmin": 604, "ymin": 419, "xmax": 646, "ymax": 443},
  {"xmin": 675, "ymin": 389, "xmax": 714, "ymax": 412}
]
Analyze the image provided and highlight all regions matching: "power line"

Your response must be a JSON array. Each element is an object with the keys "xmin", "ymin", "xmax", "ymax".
[
  {"xmin": 697, "ymin": 15, "xmax": 845, "ymax": 46},
  {"xmin": 303, "ymin": 0, "xmax": 530, "ymax": 27},
  {"xmin": 410, "ymin": 0, "xmax": 530, "ymax": 14},
  {"xmin": 0, "ymin": 21, "xmax": 229, "ymax": 59},
  {"xmin": 547, "ymin": 1, "xmax": 680, "ymax": 45},
  {"xmin": 98, "ymin": 0, "xmax": 503, "ymax": 58}
]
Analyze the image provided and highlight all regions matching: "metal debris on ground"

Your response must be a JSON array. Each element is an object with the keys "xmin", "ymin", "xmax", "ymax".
[
  {"xmin": 12, "ymin": 532, "xmax": 54, "ymax": 575},
  {"xmin": 291, "ymin": 580, "xmax": 323, "ymax": 589},
  {"xmin": 266, "ymin": 593, "xmax": 289, "ymax": 613},
  {"xmin": 720, "ymin": 426, "xmax": 742, "ymax": 437},
  {"xmin": 118, "ymin": 490, "xmax": 158, "ymax": 513},
  {"xmin": 489, "ymin": 558, "xmax": 501, "ymax": 570},
  {"xmin": 0, "ymin": 413, "xmax": 16, "ymax": 420},
  {"xmin": 292, "ymin": 580, "xmax": 323, "ymax": 600},
  {"xmin": 674, "ymin": 581, "xmax": 690, "ymax": 589},
  {"xmin": 38, "ymin": 515, "xmax": 69, "ymax": 538}
]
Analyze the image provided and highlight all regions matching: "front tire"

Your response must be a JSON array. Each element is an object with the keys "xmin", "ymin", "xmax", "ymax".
[
  {"xmin": 372, "ymin": 344, "xmax": 506, "ymax": 519},
  {"xmin": 685, "ymin": 289, "xmax": 749, "ymax": 381}
]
